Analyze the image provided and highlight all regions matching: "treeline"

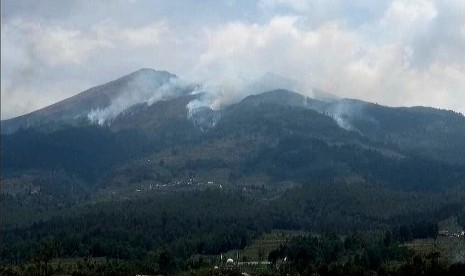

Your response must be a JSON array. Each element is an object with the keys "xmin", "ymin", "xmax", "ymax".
[
  {"xmin": 1, "ymin": 183, "xmax": 454, "ymax": 268},
  {"xmin": 0, "ymin": 228, "xmax": 454, "ymax": 276},
  {"xmin": 269, "ymin": 233, "xmax": 406, "ymax": 275},
  {"xmin": 269, "ymin": 225, "xmax": 439, "ymax": 273},
  {"xmin": 269, "ymin": 233, "xmax": 465, "ymax": 276},
  {"xmin": 1, "ymin": 189, "xmax": 268, "ymax": 265},
  {"xmin": 0, "ymin": 245, "xmax": 179, "ymax": 276}
]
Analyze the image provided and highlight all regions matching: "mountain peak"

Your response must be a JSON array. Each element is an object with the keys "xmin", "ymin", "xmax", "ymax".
[
  {"xmin": 129, "ymin": 68, "xmax": 177, "ymax": 79},
  {"xmin": 240, "ymin": 89, "xmax": 308, "ymax": 108},
  {"xmin": 1, "ymin": 68, "xmax": 179, "ymax": 134}
]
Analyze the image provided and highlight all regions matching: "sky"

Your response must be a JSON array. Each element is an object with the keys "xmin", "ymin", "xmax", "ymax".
[{"xmin": 1, "ymin": 0, "xmax": 465, "ymax": 119}]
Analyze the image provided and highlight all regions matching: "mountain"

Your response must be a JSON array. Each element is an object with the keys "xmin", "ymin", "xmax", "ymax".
[
  {"xmin": 2, "ymin": 69, "xmax": 465, "ymax": 188},
  {"xmin": 2, "ymin": 68, "xmax": 465, "ymax": 199},
  {"xmin": 2, "ymin": 68, "xmax": 465, "ymax": 271},
  {"xmin": 1, "ymin": 68, "xmax": 177, "ymax": 134},
  {"xmin": 2, "ymin": 69, "xmax": 465, "ymax": 193}
]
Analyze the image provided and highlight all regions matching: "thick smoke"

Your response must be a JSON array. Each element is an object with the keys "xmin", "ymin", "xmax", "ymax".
[
  {"xmin": 87, "ymin": 72, "xmax": 188, "ymax": 125},
  {"xmin": 183, "ymin": 73, "xmax": 369, "ymax": 132},
  {"xmin": 185, "ymin": 86, "xmax": 211, "ymax": 119},
  {"xmin": 83, "ymin": 67, "xmax": 367, "ymax": 133},
  {"xmin": 185, "ymin": 72, "xmax": 307, "ymax": 113}
]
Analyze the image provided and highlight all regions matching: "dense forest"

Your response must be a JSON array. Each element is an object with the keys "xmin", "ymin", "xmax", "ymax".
[{"xmin": 2, "ymin": 182, "xmax": 465, "ymax": 275}]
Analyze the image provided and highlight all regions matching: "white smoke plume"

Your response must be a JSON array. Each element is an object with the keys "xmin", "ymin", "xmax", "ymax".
[
  {"xmin": 87, "ymin": 71, "xmax": 188, "ymax": 125},
  {"xmin": 326, "ymin": 101, "xmax": 360, "ymax": 131},
  {"xmin": 184, "ymin": 70, "xmax": 308, "ymax": 115}
]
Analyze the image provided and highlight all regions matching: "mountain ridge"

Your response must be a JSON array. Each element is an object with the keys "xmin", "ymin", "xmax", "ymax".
[
  {"xmin": 2, "ymin": 68, "xmax": 465, "ymax": 174},
  {"xmin": 1, "ymin": 68, "xmax": 177, "ymax": 134},
  {"xmin": 3, "ymin": 68, "xmax": 464, "ymax": 134}
]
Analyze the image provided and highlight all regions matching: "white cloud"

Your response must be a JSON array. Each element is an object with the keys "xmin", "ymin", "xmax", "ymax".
[
  {"xmin": 2, "ymin": 19, "xmax": 167, "ymax": 66},
  {"xmin": 259, "ymin": 0, "xmax": 311, "ymax": 12},
  {"xmin": 190, "ymin": 6, "xmax": 465, "ymax": 113},
  {"xmin": 191, "ymin": 16, "xmax": 358, "ymax": 107},
  {"xmin": 382, "ymin": 0, "xmax": 437, "ymax": 26},
  {"xmin": 1, "ymin": 19, "xmax": 169, "ymax": 119},
  {"xmin": 91, "ymin": 20, "xmax": 166, "ymax": 48},
  {"xmin": 339, "ymin": 44, "xmax": 465, "ymax": 111},
  {"xmin": 2, "ymin": 20, "xmax": 97, "ymax": 65}
]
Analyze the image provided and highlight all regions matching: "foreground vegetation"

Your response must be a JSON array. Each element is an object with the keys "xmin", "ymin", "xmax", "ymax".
[
  {"xmin": 2, "ymin": 181, "xmax": 465, "ymax": 275},
  {"xmin": 2, "ymin": 231, "xmax": 465, "ymax": 275}
]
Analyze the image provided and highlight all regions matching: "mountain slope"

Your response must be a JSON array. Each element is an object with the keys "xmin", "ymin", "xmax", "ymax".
[
  {"xmin": 1, "ymin": 68, "xmax": 176, "ymax": 134},
  {"xmin": 2, "ymin": 68, "xmax": 465, "ymax": 195},
  {"xmin": 312, "ymin": 99, "xmax": 465, "ymax": 165}
]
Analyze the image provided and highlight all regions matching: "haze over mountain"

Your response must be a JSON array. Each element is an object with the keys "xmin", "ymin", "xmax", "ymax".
[
  {"xmin": 2, "ymin": 68, "xmax": 465, "ymax": 187},
  {"xmin": 2, "ymin": 68, "xmax": 465, "ymax": 274}
]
